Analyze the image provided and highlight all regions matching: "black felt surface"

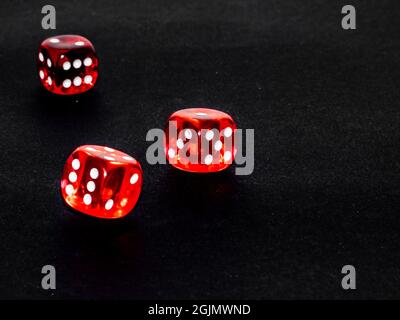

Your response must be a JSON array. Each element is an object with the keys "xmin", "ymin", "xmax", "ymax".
[{"xmin": 0, "ymin": 0, "xmax": 400, "ymax": 299}]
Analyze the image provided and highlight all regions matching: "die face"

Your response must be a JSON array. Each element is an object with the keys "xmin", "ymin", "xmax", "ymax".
[
  {"xmin": 38, "ymin": 35, "xmax": 98, "ymax": 95},
  {"xmin": 165, "ymin": 108, "xmax": 237, "ymax": 173},
  {"xmin": 61, "ymin": 145, "xmax": 142, "ymax": 219}
]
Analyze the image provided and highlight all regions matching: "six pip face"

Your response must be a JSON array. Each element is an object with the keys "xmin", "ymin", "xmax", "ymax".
[{"xmin": 37, "ymin": 35, "xmax": 99, "ymax": 95}]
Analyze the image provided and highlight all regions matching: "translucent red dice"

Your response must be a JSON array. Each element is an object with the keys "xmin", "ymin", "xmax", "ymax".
[
  {"xmin": 61, "ymin": 145, "xmax": 142, "ymax": 219},
  {"xmin": 165, "ymin": 107, "xmax": 237, "ymax": 173},
  {"xmin": 37, "ymin": 35, "xmax": 99, "ymax": 95}
]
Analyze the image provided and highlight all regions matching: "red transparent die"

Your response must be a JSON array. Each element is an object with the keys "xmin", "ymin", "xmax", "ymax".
[
  {"xmin": 37, "ymin": 35, "xmax": 99, "ymax": 95},
  {"xmin": 165, "ymin": 107, "xmax": 237, "ymax": 173},
  {"xmin": 61, "ymin": 145, "xmax": 142, "ymax": 219}
]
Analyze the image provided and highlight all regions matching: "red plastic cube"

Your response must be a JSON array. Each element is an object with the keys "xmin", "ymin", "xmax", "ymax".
[
  {"xmin": 38, "ymin": 35, "xmax": 99, "ymax": 95},
  {"xmin": 165, "ymin": 107, "xmax": 237, "ymax": 173},
  {"xmin": 61, "ymin": 145, "xmax": 142, "ymax": 219}
]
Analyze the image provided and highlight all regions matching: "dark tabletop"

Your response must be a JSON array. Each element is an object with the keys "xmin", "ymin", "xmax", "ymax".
[{"xmin": 0, "ymin": 0, "xmax": 399, "ymax": 299}]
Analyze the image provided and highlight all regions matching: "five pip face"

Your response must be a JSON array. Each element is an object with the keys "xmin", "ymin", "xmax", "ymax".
[{"xmin": 37, "ymin": 35, "xmax": 99, "ymax": 95}]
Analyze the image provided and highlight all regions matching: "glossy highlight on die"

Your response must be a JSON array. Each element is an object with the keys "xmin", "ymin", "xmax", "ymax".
[
  {"xmin": 61, "ymin": 145, "xmax": 142, "ymax": 219},
  {"xmin": 37, "ymin": 35, "xmax": 98, "ymax": 95},
  {"xmin": 165, "ymin": 107, "xmax": 237, "ymax": 173}
]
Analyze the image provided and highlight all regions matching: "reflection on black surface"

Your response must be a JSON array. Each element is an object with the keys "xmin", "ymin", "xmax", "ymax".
[
  {"xmin": 53, "ymin": 165, "xmax": 251, "ymax": 299},
  {"xmin": 161, "ymin": 167, "xmax": 240, "ymax": 217},
  {"xmin": 33, "ymin": 88, "xmax": 101, "ymax": 119}
]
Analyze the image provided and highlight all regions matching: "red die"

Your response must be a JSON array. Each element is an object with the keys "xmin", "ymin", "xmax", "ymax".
[
  {"xmin": 61, "ymin": 145, "xmax": 142, "ymax": 219},
  {"xmin": 165, "ymin": 107, "xmax": 237, "ymax": 173},
  {"xmin": 37, "ymin": 35, "xmax": 98, "ymax": 95}
]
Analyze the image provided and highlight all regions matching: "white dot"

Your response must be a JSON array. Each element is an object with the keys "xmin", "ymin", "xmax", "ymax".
[
  {"xmin": 62, "ymin": 61, "xmax": 71, "ymax": 70},
  {"xmin": 184, "ymin": 129, "xmax": 192, "ymax": 140},
  {"xmin": 104, "ymin": 147, "xmax": 115, "ymax": 152},
  {"xmin": 85, "ymin": 147, "xmax": 97, "ymax": 152},
  {"xmin": 73, "ymin": 76, "xmax": 82, "ymax": 86},
  {"xmin": 83, "ymin": 194, "xmax": 92, "ymax": 205},
  {"xmin": 87, "ymin": 181, "xmax": 96, "ymax": 192},
  {"xmin": 105, "ymin": 199, "xmax": 114, "ymax": 210},
  {"xmin": 71, "ymin": 159, "xmax": 80, "ymax": 170},
  {"xmin": 168, "ymin": 148, "xmax": 176, "ymax": 158},
  {"xmin": 83, "ymin": 57, "xmax": 93, "ymax": 67},
  {"xmin": 47, "ymin": 77, "xmax": 52, "ymax": 86},
  {"xmin": 177, "ymin": 139, "xmax": 184, "ymax": 149},
  {"xmin": 75, "ymin": 41, "xmax": 85, "ymax": 46},
  {"xmin": 224, "ymin": 151, "xmax": 232, "ymax": 162},
  {"xmin": 63, "ymin": 79, "xmax": 71, "ymax": 88},
  {"xmin": 49, "ymin": 38, "xmax": 60, "ymax": 44},
  {"xmin": 214, "ymin": 140, "xmax": 223, "ymax": 151},
  {"xmin": 104, "ymin": 155, "xmax": 115, "ymax": 161},
  {"xmin": 65, "ymin": 184, "xmax": 74, "ymax": 196},
  {"xmin": 204, "ymin": 154, "xmax": 213, "ymax": 165},
  {"xmin": 73, "ymin": 59, "xmax": 82, "ymax": 69},
  {"xmin": 130, "ymin": 173, "xmax": 139, "ymax": 184},
  {"xmin": 38, "ymin": 52, "xmax": 44, "ymax": 62},
  {"xmin": 90, "ymin": 168, "xmax": 99, "ymax": 179},
  {"xmin": 68, "ymin": 171, "xmax": 77, "ymax": 183},
  {"xmin": 84, "ymin": 75, "xmax": 93, "ymax": 84},
  {"xmin": 196, "ymin": 112, "xmax": 208, "ymax": 116},
  {"xmin": 123, "ymin": 156, "xmax": 133, "ymax": 161},
  {"xmin": 205, "ymin": 130, "xmax": 214, "ymax": 141},
  {"xmin": 39, "ymin": 70, "xmax": 44, "ymax": 79},
  {"xmin": 224, "ymin": 127, "xmax": 233, "ymax": 138},
  {"xmin": 47, "ymin": 58, "xmax": 52, "ymax": 68}
]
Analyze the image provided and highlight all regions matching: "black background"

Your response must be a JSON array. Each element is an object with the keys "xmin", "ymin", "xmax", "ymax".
[{"xmin": 0, "ymin": 0, "xmax": 399, "ymax": 299}]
